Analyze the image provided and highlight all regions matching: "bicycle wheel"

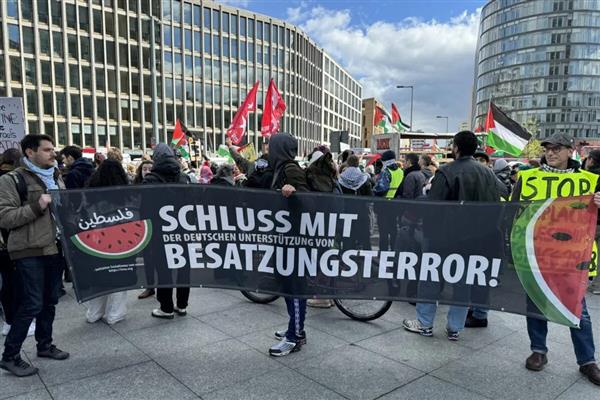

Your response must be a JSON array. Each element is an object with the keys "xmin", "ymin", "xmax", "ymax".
[
  {"xmin": 334, "ymin": 299, "xmax": 392, "ymax": 321},
  {"xmin": 240, "ymin": 291, "xmax": 280, "ymax": 304}
]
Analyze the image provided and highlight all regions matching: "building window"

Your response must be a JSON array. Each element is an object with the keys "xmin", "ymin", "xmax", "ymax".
[
  {"xmin": 184, "ymin": 2, "xmax": 192, "ymax": 25},
  {"xmin": 204, "ymin": 8, "xmax": 211, "ymax": 30},
  {"xmin": 24, "ymin": 60, "xmax": 36, "ymax": 85},
  {"xmin": 174, "ymin": 27, "xmax": 182, "ymax": 49},
  {"xmin": 8, "ymin": 24, "xmax": 20, "ymax": 50},
  {"xmin": 163, "ymin": 0, "xmax": 171, "ymax": 19},
  {"xmin": 54, "ymin": 63, "xmax": 65, "ymax": 86}
]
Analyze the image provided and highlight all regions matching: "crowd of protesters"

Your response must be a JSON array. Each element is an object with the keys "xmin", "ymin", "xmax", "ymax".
[{"xmin": 0, "ymin": 131, "xmax": 599, "ymax": 386}]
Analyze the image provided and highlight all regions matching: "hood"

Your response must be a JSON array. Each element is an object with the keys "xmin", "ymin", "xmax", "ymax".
[
  {"xmin": 268, "ymin": 133, "xmax": 298, "ymax": 173},
  {"xmin": 308, "ymin": 151, "xmax": 324, "ymax": 167},
  {"xmin": 152, "ymin": 155, "xmax": 182, "ymax": 177},
  {"xmin": 383, "ymin": 159, "xmax": 398, "ymax": 170},
  {"xmin": 493, "ymin": 158, "xmax": 509, "ymax": 172},
  {"xmin": 153, "ymin": 143, "xmax": 174, "ymax": 162},
  {"xmin": 421, "ymin": 168, "xmax": 433, "ymax": 178},
  {"xmin": 339, "ymin": 167, "xmax": 368, "ymax": 191},
  {"xmin": 71, "ymin": 157, "xmax": 95, "ymax": 172}
]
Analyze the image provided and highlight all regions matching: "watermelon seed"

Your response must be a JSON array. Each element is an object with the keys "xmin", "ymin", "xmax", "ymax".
[
  {"xmin": 121, "ymin": 228, "xmax": 127, "ymax": 233},
  {"xmin": 552, "ymin": 232, "xmax": 572, "ymax": 241},
  {"xmin": 570, "ymin": 202, "xmax": 587, "ymax": 209},
  {"xmin": 108, "ymin": 244, "xmax": 112, "ymax": 249},
  {"xmin": 128, "ymin": 240, "xmax": 134, "ymax": 244},
  {"xmin": 576, "ymin": 261, "xmax": 590, "ymax": 271},
  {"xmin": 117, "ymin": 240, "xmax": 122, "ymax": 245},
  {"xmin": 134, "ymin": 233, "xmax": 141, "ymax": 238},
  {"xmin": 86, "ymin": 234, "xmax": 91, "ymax": 239}
]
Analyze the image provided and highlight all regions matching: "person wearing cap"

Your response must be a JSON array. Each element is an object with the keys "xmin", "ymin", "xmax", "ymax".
[{"xmin": 511, "ymin": 132, "xmax": 600, "ymax": 386}]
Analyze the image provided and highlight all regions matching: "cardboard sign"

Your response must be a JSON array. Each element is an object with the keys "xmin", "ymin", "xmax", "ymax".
[{"xmin": 0, "ymin": 97, "xmax": 25, "ymax": 154}]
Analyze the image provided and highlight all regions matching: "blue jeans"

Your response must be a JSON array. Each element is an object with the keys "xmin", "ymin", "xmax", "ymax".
[
  {"xmin": 2, "ymin": 255, "xmax": 64, "ymax": 360},
  {"xmin": 284, "ymin": 297, "xmax": 306, "ymax": 342},
  {"xmin": 416, "ymin": 302, "xmax": 469, "ymax": 332},
  {"xmin": 527, "ymin": 299, "xmax": 596, "ymax": 366}
]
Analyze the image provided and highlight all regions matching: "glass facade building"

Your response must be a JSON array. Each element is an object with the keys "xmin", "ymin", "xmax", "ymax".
[
  {"xmin": 472, "ymin": 0, "xmax": 600, "ymax": 138},
  {"xmin": 0, "ymin": 0, "xmax": 362, "ymax": 154}
]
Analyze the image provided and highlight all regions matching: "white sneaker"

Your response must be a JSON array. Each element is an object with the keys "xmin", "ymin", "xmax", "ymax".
[
  {"xmin": 27, "ymin": 321, "xmax": 35, "ymax": 337},
  {"xmin": 1, "ymin": 322, "xmax": 10, "ymax": 336}
]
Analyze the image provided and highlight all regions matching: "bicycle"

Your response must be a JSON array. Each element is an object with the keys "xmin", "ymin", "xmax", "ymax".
[{"xmin": 240, "ymin": 291, "xmax": 392, "ymax": 322}]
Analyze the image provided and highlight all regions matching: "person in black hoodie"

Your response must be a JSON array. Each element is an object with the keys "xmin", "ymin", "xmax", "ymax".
[
  {"xmin": 143, "ymin": 144, "xmax": 191, "ymax": 319},
  {"xmin": 60, "ymin": 146, "xmax": 95, "ymax": 189},
  {"xmin": 396, "ymin": 153, "xmax": 426, "ymax": 199},
  {"xmin": 268, "ymin": 133, "xmax": 310, "ymax": 357}
]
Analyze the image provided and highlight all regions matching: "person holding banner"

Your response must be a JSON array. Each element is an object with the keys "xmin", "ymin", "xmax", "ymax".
[
  {"xmin": 268, "ymin": 133, "xmax": 310, "ymax": 357},
  {"xmin": 511, "ymin": 132, "xmax": 600, "ymax": 386},
  {"xmin": 0, "ymin": 135, "xmax": 69, "ymax": 377},
  {"xmin": 403, "ymin": 131, "xmax": 501, "ymax": 341}
]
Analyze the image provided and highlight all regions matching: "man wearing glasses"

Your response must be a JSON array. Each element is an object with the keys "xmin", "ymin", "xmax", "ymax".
[{"xmin": 512, "ymin": 132, "xmax": 600, "ymax": 386}]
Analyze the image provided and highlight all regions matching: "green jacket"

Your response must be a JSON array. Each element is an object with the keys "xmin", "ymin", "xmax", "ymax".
[{"xmin": 0, "ymin": 166, "xmax": 65, "ymax": 260}]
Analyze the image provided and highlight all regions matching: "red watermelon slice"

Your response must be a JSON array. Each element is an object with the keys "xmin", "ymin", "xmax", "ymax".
[
  {"xmin": 71, "ymin": 219, "xmax": 152, "ymax": 260},
  {"xmin": 511, "ymin": 196, "xmax": 596, "ymax": 327}
]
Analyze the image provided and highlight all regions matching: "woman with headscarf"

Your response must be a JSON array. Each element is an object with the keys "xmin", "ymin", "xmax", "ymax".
[
  {"xmin": 338, "ymin": 155, "xmax": 373, "ymax": 196},
  {"xmin": 198, "ymin": 164, "xmax": 213, "ymax": 184},
  {"xmin": 268, "ymin": 133, "xmax": 310, "ymax": 357}
]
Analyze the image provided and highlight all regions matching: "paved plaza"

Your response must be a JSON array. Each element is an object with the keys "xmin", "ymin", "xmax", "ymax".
[{"xmin": 1, "ymin": 287, "xmax": 600, "ymax": 400}]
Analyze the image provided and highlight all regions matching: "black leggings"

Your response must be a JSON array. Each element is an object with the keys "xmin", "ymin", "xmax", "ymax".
[{"xmin": 0, "ymin": 251, "xmax": 16, "ymax": 325}]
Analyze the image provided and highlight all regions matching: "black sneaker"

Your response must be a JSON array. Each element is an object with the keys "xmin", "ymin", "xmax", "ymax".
[
  {"xmin": 37, "ymin": 345, "xmax": 69, "ymax": 360},
  {"xmin": 174, "ymin": 307, "xmax": 187, "ymax": 316},
  {"xmin": 446, "ymin": 330, "xmax": 460, "ymax": 341},
  {"xmin": 274, "ymin": 330, "xmax": 307, "ymax": 345},
  {"xmin": 464, "ymin": 315, "xmax": 488, "ymax": 328},
  {"xmin": 0, "ymin": 356, "xmax": 39, "ymax": 377}
]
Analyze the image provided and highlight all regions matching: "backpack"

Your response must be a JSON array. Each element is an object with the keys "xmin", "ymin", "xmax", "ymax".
[{"xmin": 0, "ymin": 169, "xmax": 28, "ymax": 247}]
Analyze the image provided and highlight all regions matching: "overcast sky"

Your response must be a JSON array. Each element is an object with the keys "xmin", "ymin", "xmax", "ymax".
[{"xmin": 218, "ymin": 0, "xmax": 487, "ymax": 132}]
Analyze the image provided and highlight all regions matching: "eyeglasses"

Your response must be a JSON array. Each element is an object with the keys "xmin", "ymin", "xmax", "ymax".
[{"xmin": 544, "ymin": 145, "xmax": 567, "ymax": 154}]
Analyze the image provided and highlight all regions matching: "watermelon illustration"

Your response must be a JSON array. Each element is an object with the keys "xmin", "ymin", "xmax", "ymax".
[
  {"xmin": 511, "ymin": 196, "xmax": 596, "ymax": 327},
  {"xmin": 71, "ymin": 219, "xmax": 152, "ymax": 260}
]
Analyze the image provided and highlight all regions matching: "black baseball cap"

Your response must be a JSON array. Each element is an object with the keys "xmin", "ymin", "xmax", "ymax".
[{"xmin": 541, "ymin": 133, "xmax": 575, "ymax": 148}]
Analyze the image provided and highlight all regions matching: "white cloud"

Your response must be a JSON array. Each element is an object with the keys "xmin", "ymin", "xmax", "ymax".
[{"xmin": 288, "ymin": 5, "xmax": 481, "ymax": 132}]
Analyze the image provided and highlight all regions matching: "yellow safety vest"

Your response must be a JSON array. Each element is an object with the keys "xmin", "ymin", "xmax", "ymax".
[
  {"xmin": 385, "ymin": 168, "xmax": 404, "ymax": 199},
  {"xmin": 516, "ymin": 167, "xmax": 599, "ymax": 277}
]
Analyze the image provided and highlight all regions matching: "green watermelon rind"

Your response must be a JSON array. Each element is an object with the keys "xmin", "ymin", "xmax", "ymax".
[
  {"xmin": 71, "ymin": 219, "xmax": 152, "ymax": 260},
  {"xmin": 511, "ymin": 199, "xmax": 579, "ymax": 328}
]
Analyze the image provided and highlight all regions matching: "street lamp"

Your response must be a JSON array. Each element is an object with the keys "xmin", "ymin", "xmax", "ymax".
[
  {"xmin": 436, "ymin": 115, "xmax": 449, "ymax": 133},
  {"xmin": 396, "ymin": 85, "xmax": 414, "ymax": 131}
]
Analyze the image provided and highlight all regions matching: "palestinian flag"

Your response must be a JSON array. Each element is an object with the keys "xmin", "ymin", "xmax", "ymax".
[
  {"xmin": 374, "ymin": 106, "xmax": 397, "ymax": 133},
  {"xmin": 391, "ymin": 103, "xmax": 410, "ymax": 131},
  {"xmin": 485, "ymin": 102, "xmax": 531, "ymax": 157},
  {"xmin": 171, "ymin": 119, "xmax": 190, "ymax": 158}
]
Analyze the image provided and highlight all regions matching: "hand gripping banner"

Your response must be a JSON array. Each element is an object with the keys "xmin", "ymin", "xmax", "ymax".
[{"xmin": 50, "ymin": 185, "xmax": 598, "ymax": 327}]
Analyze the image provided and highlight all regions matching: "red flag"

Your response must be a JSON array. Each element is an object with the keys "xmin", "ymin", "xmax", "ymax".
[
  {"xmin": 483, "ymin": 103, "xmax": 496, "ymax": 154},
  {"xmin": 227, "ymin": 81, "xmax": 259, "ymax": 145},
  {"xmin": 171, "ymin": 119, "xmax": 187, "ymax": 147},
  {"xmin": 391, "ymin": 103, "xmax": 401, "ymax": 124},
  {"xmin": 373, "ymin": 106, "xmax": 385, "ymax": 126},
  {"xmin": 261, "ymin": 79, "xmax": 286, "ymax": 137}
]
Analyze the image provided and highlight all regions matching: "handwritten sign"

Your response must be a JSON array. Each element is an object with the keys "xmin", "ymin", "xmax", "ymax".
[{"xmin": 0, "ymin": 97, "xmax": 25, "ymax": 154}]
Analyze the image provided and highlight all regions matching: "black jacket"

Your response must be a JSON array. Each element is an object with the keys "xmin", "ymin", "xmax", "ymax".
[
  {"xmin": 64, "ymin": 158, "xmax": 95, "ymax": 189},
  {"xmin": 246, "ymin": 168, "xmax": 274, "ymax": 189},
  {"xmin": 429, "ymin": 156, "xmax": 501, "ymax": 201},
  {"xmin": 396, "ymin": 164, "xmax": 426, "ymax": 199},
  {"xmin": 143, "ymin": 156, "xmax": 190, "ymax": 184}
]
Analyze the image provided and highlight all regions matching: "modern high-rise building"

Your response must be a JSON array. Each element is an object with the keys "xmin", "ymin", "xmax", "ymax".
[
  {"xmin": 472, "ymin": 0, "xmax": 600, "ymax": 139},
  {"xmin": 0, "ymin": 0, "xmax": 361, "ymax": 155}
]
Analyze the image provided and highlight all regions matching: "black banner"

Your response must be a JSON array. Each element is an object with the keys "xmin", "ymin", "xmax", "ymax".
[{"xmin": 51, "ymin": 185, "xmax": 598, "ymax": 327}]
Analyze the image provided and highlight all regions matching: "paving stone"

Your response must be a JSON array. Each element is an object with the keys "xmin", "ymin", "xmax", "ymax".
[
  {"xmin": 4, "ymin": 389, "xmax": 53, "ymax": 400},
  {"xmin": 379, "ymin": 375, "xmax": 490, "ymax": 400},
  {"xmin": 431, "ymin": 349, "xmax": 578, "ymax": 399},
  {"xmin": 203, "ymin": 368, "xmax": 346, "ymax": 400},
  {"xmin": 237, "ymin": 325, "xmax": 348, "ymax": 368},
  {"xmin": 0, "ymin": 369, "xmax": 45, "ymax": 400},
  {"xmin": 305, "ymin": 308, "xmax": 400, "ymax": 343},
  {"xmin": 295, "ymin": 344, "xmax": 423, "ymax": 400},
  {"xmin": 155, "ymin": 338, "xmax": 280, "ymax": 396},
  {"xmin": 356, "ymin": 326, "xmax": 472, "ymax": 372},
  {"xmin": 47, "ymin": 361, "xmax": 197, "ymax": 400},
  {"xmin": 124, "ymin": 317, "xmax": 229, "ymax": 358},
  {"xmin": 555, "ymin": 378, "xmax": 600, "ymax": 399},
  {"xmin": 23, "ymin": 331, "xmax": 149, "ymax": 386},
  {"xmin": 198, "ymin": 302, "xmax": 286, "ymax": 336}
]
